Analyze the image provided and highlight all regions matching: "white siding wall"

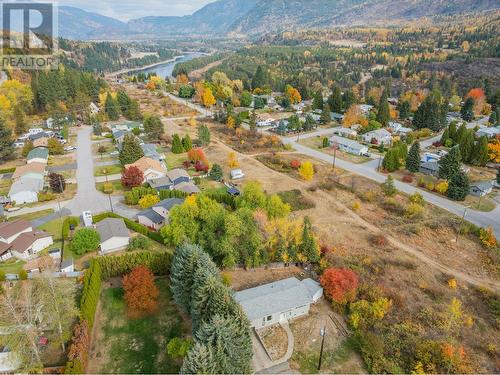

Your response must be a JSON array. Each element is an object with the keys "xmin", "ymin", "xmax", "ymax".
[
  {"xmin": 251, "ymin": 304, "xmax": 311, "ymax": 328},
  {"xmin": 100, "ymin": 237, "xmax": 130, "ymax": 254}
]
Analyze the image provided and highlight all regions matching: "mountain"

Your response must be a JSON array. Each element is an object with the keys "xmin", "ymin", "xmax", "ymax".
[
  {"xmin": 57, "ymin": 0, "xmax": 499, "ymax": 40},
  {"xmin": 58, "ymin": 6, "xmax": 127, "ymax": 39}
]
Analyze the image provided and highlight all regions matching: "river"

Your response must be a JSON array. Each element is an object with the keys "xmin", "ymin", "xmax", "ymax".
[{"xmin": 134, "ymin": 52, "xmax": 207, "ymax": 78}]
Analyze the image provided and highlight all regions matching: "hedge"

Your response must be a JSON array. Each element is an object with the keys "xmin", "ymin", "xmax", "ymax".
[
  {"xmin": 94, "ymin": 251, "xmax": 172, "ymax": 279},
  {"xmin": 79, "ymin": 261, "xmax": 101, "ymax": 329},
  {"xmin": 92, "ymin": 212, "xmax": 164, "ymax": 244},
  {"xmin": 158, "ymin": 189, "xmax": 189, "ymax": 199},
  {"xmin": 0, "ymin": 167, "xmax": 16, "ymax": 174},
  {"xmin": 62, "ymin": 216, "xmax": 80, "ymax": 239}
]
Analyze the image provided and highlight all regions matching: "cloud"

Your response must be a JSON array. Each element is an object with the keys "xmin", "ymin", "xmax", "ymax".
[{"xmin": 59, "ymin": 0, "xmax": 216, "ymax": 21}]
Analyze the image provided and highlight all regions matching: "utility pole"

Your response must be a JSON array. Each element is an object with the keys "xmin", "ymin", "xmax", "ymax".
[
  {"xmin": 455, "ymin": 206, "xmax": 468, "ymax": 243},
  {"xmin": 318, "ymin": 326, "xmax": 326, "ymax": 371},
  {"xmin": 332, "ymin": 142, "xmax": 337, "ymax": 170}
]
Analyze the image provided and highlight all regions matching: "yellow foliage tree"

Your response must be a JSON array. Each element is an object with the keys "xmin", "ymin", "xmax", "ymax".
[
  {"xmin": 285, "ymin": 85, "xmax": 302, "ymax": 104},
  {"xmin": 488, "ymin": 141, "xmax": 500, "ymax": 162},
  {"xmin": 138, "ymin": 194, "xmax": 160, "ymax": 209},
  {"xmin": 227, "ymin": 151, "xmax": 239, "ymax": 168},
  {"xmin": 298, "ymin": 161, "xmax": 314, "ymax": 181},
  {"xmin": 226, "ymin": 116, "xmax": 235, "ymax": 129},
  {"xmin": 479, "ymin": 226, "xmax": 497, "ymax": 249},
  {"xmin": 343, "ymin": 105, "xmax": 367, "ymax": 127},
  {"xmin": 202, "ymin": 87, "xmax": 216, "ymax": 107}
]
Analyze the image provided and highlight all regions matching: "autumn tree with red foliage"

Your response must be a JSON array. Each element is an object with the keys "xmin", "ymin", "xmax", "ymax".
[
  {"xmin": 466, "ymin": 88, "xmax": 485, "ymax": 101},
  {"xmin": 123, "ymin": 266, "xmax": 159, "ymax": 318},
  {"xmin": 320, "ymin": 267, "xmax": 358, "ymax": 305},
  {"xmin": 121, "ymin": 166, "xmax": 144, "ymax": 188}
]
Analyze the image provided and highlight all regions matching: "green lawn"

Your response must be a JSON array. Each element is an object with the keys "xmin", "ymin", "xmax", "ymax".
[
  {"xmin": 0, "ymin": 258, "xmax": 26, "ymax": 274},
  {"xmin": 8, "ymin": 209, "xmax": 55, "ymax": 222},
  {"xmin": 165, "ymin": 152, "xmax": 187, "ymax": 170},
  {"xmin": 277, "ymin": 189, "xmax": 316, "ymax": 211},
  {"xmin": 95, "ymin": 279, "xmax": 190, "ymax": 374},
  {"xmin": 94, "ymin": 164, "xmax": 123, "ymax": 177},
  {"xmin": 96, "ymin": 180, "xmax": 126, "ymax": 195},
  {"xmin": 38, "ymin": 217, "xmax": 85, "ymax": 261}
]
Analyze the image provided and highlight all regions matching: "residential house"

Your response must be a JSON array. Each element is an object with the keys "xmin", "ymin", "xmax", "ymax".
[
  {"xmin": 234, "ymin": 277, "xmax": 323, "ymax": 328},
  {"xmin": 112, "ymin": 121, "xmax": 142, "ymax": 132},
  {"xmin": 141, "ymin": 143, "xmax": 165, "ymax": 161},
  {"xmin": 0, "ymin": 220, "xmax": 32, "ymax": 245},
  {"xmin": 27, "ymin": 147, "xmax": 49, "ymax": 165},
  {"xmin": 28, "ymin": 128, "xmax": 44, "ymax": 135},
  {"xmin": 136, "ymin": 198, "xmax": 184, "ymax": 230},
  {"xmin": 476, "ymin": 127, "xmax": 500, "ymax": 139},
  {"xmin": 96, "ymin": 218, "xmax": 130, "ymax": 254},
  {"xmin": 470, "ymin": 181, "xmax": 494, "ymax": 197},
  {"xmin": 148, "ymin": 169, "xmax": 199, "ymax": 193},
  {"xmin": 329, "ymin": 135, "xmax": 369, "ymax": 156},
  {"xmin": 29, "ymin": 132, "xmax": 49, "ymax": 148},
  {"xmin": 12, "ymin": 162, "xmax": 46, "ymax": 180},
  {"xmin": 389, "ymin": 122, "xmax": 412, "ymax": 136},
  {"xmin": 125, "ymin": 156, "xmax": 167, "ymax": 182},
  {"xmin": 0, "ymin": 220, "xmax": 53, "ymax": 261},
  {"xmin": 419, "ymin": 161, "xmax": 439, "ymax": 176},
  {"xmin": 330, "ymin": 112, "xmax": 344, "ymax": 122},
  {"xmin": 89, "ymin": 102, "xmax": 99, "ymax": 115},
  {"xmin": 362, "ymin": 129, "xmax": 392, "ymax": 145},
  {"xmin": 174, "ymin": 181, "xmax": 201, "ymax": 195},
  {"xmin": 359, "ymin": 104, "xmax": 374, "ymax": 114},
  {"xmin": 166, "ymin": 169, "xmax": 191, "ymax": 185},
  {"xmin": 13, "ymin": 140, "xmax": 25, "ymax": 148},
  {"xmin": 333, "ymin": 127, "xmax": 357, "ymax": 138},
  {"xmin": 112, "ymin": 129, "xmax": 128, "ymax": 146},
  {"xmin": 9, "ymin": 177, "xmax": 44, "ymax": 205},
  {"xmin": 48, "ymin": 248, "xmax": 61, "ymax": 260}
]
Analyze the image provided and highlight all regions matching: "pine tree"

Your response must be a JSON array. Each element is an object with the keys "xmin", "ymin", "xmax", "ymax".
[
  {"xmin": 198, "ymin": 124, "xmax": 211, "ymax": 146},
  {"xmin": 447, "ymin": 171, "xmax": 470, "ymax": 201},
  {"xmin": 209, "ymin": 164, "xmax": 223, "ymax": 181},
  {"xmin": 440, "ymin": 128, "xmax": 450, "ymax": 145},
  {"xmin": 382, "ymin": 175, "xmax": 397, "ymax": 196},
  {"xmin": 171, "ymin": 134, "xmax": 185, "ymax": 154},
  {"xmin": 438, "ymin": 146, "xmax": 461, "ymax": 180},
  {"xmin": 104, "ymin": 93, "xmax": 120, "ymax": 120},
  {"xmin": 376, "ymin": 89, "xmax": 390, "ymax": 127},
  {"xmin": 144, "ymin": 115, "xmax": 164, "ymax": 140},
  {"xmin": 249, "ymin": 110, "xmax": 257, "ymax": 133},
  {"xmin": 406, "ymin": 142, "xmax": 421, "ymax": 173},
  {"xmin": 461, "ymin": 98, "xmax": 474, "ymax": 122},
  {"xmin": 312, "ymin": 91, "xmax": 323, "ymax": 110},
  {"xmin": 328, "ymin": 86, "xmax": 342, "ymax": 113},
  {"xmin": 320, "ymin": 103, "xmax": 331, "ymax": 124},
  {"xmin": 412, "ymin": 93, "xmax": 446, "ymax": 131},
  {"xmin": 119, "ymin": 134, "xmax": 144, "ymax": 165},
  {"xmin": 489, "ymin": 110, "xmax": 498, "ymax": 125},
  {"xmin": 448, "ymin": 122, "xmax": 458, "ymax": 143},
  {"xmin": 116, "ymin": 89, "xmax": 131, "ymax": 113},
  {"xmin": 299, "ymin": 217, "xmax": 319, "ymax": 263},
  {"xmin": 182, "ymin": 134, "xmax": 193, "ymax": 151},
  {"xmin": 252, "ymin": 66, "xmax": 267, "ymax": 89},
  {"xmin": 459, "ymin": 130, "xmax": 475, "ymax": 163},
  {"xmin": 14, "ymin": 106, "xmax": 27, "ymax": 135},
  {"xmin": 342, "ymin": 90, "xmax": 355, "ymax": 112},
  {"xmin": 397, "ymin": 100, "xmax": 410, "ymax": 120},
  {"xmin": 473, "ymin": 135, "xmax": 489, "ymax": 167},
  {"xmin": 382, "ymin": 148, "xmax": 401, "ymax": 172},
  {"xmin": 0, "ymin": 118, "xmax": 13, "ymax": 162},
  {"xmin": 180, "ymin": 343, "xmax": 217, "ymax": 375},
  {"xmin": 497, "ymin": 168, "xmax": 500, "ymax": 184}
]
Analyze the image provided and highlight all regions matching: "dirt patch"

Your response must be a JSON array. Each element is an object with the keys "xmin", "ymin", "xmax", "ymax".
[
  {"xmin": 227, "ymin": 266, "xmax": 304, "ymax": 291},
  {"xmin": 258, "ymin": 325, "xmax": 288, "ymax": 361}
]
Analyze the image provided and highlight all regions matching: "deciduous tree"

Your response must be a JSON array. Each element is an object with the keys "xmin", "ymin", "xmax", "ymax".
[
  {"xmin": 121, "ymin": 165, "xmax": 144, "ymax": 188},
  {"xmin": 298, "ymin": 161, "xmax": 314, "ymax": 181},
  {"xmin": 320, "ymin": 268, "xmax": 358, "ymax": 305},
  {"xmin": 70, "ymin": 228, "xmax": 100, "ymax": 255},
  {"xmin": 49, "ymin": 172, "xmax": 66, "ymax": 193},
  {"xmin": 123, "ymin": 266, "xmax": 159, "ymax": 318}
]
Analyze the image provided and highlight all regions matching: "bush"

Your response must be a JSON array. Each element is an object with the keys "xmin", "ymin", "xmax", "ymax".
[
  {"xmin": 138, "ymin": 194, "xmax": 160, "ymax": 209},
  {"xmin": 290, "ymin": 159, "xmax": 301, "ymax": 169},
  {"xmin": 102, "ymin": 182, "xmax": 114, "ymax": 194},
  {"xmin": 417, "ymin": 176, "xmax": 426, "ymax": 187},
  {"xmin": 382, "ymin": 175, "xmax": 397, "ymax": 197},
  {"xmin": 320, "ymin": 268, "xmax": 358, "ymax": 305},
  {"xmin": 352, "ymin": 200, "xmax": 361, "ymax": 211},
  {"xmin": 479, "ymin": 226, "xmax": 497, "ymax": 249},
  {"xmin": 19, "ymin": 269, "xmax": 28, "ymax": 280},
  {"xmin": 371, "ymin": 234, "xmax": 389, "ymax": 247},
  {"xmin": 80, "ymin": 261, "xmax": 101, "ymax": 328},
  {"xmin": 38, "ymin": 191, "xmax": 55, "ymax": 202},
  {"xmin": 0, "ymin": 270, "xmax": 5, "ymax": 281},
  {"xmin": 402, "ymin": 175, "xmax": 413, "ymax": 183},
  {"xmin": 435, "ymin": 181, "xmax": 449, "ymax": 195},
  {"xmin": 425, "ymin": 182, "xmax": 435, "ymax": 191},
  {"xmin": 125, "ymin": 187, "xmax": 157, "ymax": 205},
  {"xmin": 405, "ymin": 202, "xmax": 424, "ymax": 219},
  {"xmin": 70, "ymin": 228, "xmax": 100, "ymax": 255},
  {"xmin": 409, "ymin": 192, "xmax": 425, "ymax": 206},
  {"xmin": 128, "ymin": 236, "xmax": 151, "ymax": 251}
]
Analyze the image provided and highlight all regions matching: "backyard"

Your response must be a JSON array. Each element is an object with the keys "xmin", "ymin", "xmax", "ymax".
[{"xmin": 87, "ymin": 278, "xmax": 190, "ymax": 374}]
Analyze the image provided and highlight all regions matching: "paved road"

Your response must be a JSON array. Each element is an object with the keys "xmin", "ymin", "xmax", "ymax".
[{"xmin": 283, "ymin": 132, "xmax": 500, "ymax": 237}]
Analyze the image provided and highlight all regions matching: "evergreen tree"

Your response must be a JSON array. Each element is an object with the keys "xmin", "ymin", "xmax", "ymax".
[
  {"xmin": 455, "ymin": 123, "xmax": 467, "ymax": 145},
  {"xmin": 14, "ymin": 106, "xmax": 27, "ymax": 135},
  {"xmin": 119, "ymin": 134, "xmax": 144, "ymax": 165},
  {"xmin": 440, "ymin": 128, "xmax": 450, "ymax": 145},
  {"xmin": 473, "ymin": 135, "xmax": 489, "ymax": 167},
  {"xmin": 438, "ymin": 146, "xmax": 461, "ymax": 180},
  {"xmin": 182, "ymin": 134, "xmax": 193, "ymax": 152},
  {"xmin": 382, "ymin": 148, "xmax": 401, "ymax": 172},
  {"xmin": 104, "ymin": 93, "xmax": 120, "ymax": 120},
  {"xmin": 412, "ymin": 93, "xmax": 446, "ymax": 131},
  {"xmin": 171, "ymin": 134, "xmax": 185, "ymax": 154},
  {"xmin": 0, "ymin": 119, "xmax": 13, "ymax": 162},
  {"xmin": 198, "ymin": 124, "xmax": 211, "ymax": 146},
  {"xmin": 249, "ymin": 110, "xmax": 257, "ymax": 133},
  {"xmin": 328, "ymin": 86, "xmax": 342, "ymax": 113},
  {"xmin": 406, "ymin": 142, "xmax": 421, "ymax": 173},
  {"xmin": 397, "ymin": 100, "xmax": 410, "ymax": 120},
  {"xmin": 299, "ymin": 217, "xmax": 319, "ymax": 263},
  {"xmin": 180, "ymin": 343, "xmax": 217, "ymax": 375},
  {"xmin": 312, "ymin": 91, "xmax": 323, "ymax": 110},
  {"xmin": 125, "ymin": 99, "xmax": 142, "ymax": 121},
  {"xmin": 459, "ymin": 130, "xmax": 475, "ymax": 163},
  {"xmin": 382, "ymin": 175, "xmax": 397, "ymax": 196},
  {"xmin": 461, "ymin": 98, "xmax": 474, "ymax": 122},
  {"xmin": 376, "ymin": 90, "xmax": 390, "ymax": 127},
  {"xmin": 489, "ymin": 110, "xmax": 498, "ymax": 125},
  {"xmin": 342, "ymin": 90, "xmax": 355, "ymax": 112},
  {"xmin": 144, "ymin": 115, "xmax": 164, "ymax": 140},
  {"xmin": 320, "ymin": 104, "xmax": 331, "ymax": 124},
  {"xmin": 116, "ymin": 89, "xmax": 131, "ymax": 113},
  {"xmin": 252, "ymin": 66, "xmax": 267, "ymax": 89},
  {"xmin": 448, "ymin": 122, "xmax": 458, "ymax": 143},
  {"xmin": 497, "ymin": 168, "xmax": 500, "ymax": 185},
  {"xmin": 447, "ymin": 171, "xmax": 470, "ymax": 201},
  {"xmin": 209, "ymin": 164, "xmax": 223, "ymax": 181}
]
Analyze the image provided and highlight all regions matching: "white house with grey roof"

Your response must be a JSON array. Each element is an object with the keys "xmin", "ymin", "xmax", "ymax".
[
  {"xmin": 136, "ymin": 198, "xmax": 184, "ymax": 231},
  {"xmin": 329, "ymin": 135, "xmax": 368, "ymax": 156},
  {"xmin": 96, "ymin": 218, "xmax": 130, "ymax": 254},
  {"xmin": 234, "ymin": 277, "xmax": 323, "ymax": 328}
]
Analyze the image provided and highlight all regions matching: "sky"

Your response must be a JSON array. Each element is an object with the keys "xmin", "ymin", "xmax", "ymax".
[{"xmin": 59, "ymin": 0, "xmax": 216, "ymax": 21}]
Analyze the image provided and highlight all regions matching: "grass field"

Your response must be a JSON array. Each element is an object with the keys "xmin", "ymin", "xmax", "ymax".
[
  {"xmin": 0, "ymin": 258, "xmax": 26, "ymax": 274},
  {"xmin": 91, "ymin": 279, "xmax": 190, "ymax": 374},
  {"xmin": 94, "ymin": 164, "xmax": 123, "ymax": 177},
  {"xmin": 277, "ymin": 189, "xmax": 316, "ymax": 211},
  {"xmin": 8, "ymin": 209, "xmax": 54, "ymax": 222},
  {"xmin": 165, "ymin": 152, "xmax": 187, "ymax": 170}
]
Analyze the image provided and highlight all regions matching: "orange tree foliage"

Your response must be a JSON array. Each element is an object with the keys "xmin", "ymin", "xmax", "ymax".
[
  {"xmin": 488, "ymin": 140, "xmax": 500, "ymax": 162},
  {"xmin": 343, "ymin": 105, "xmax": 368, "ymax": 127},
  {"xmin": 320, "ymin": 267, "xmax": 358, "ymax": 305},
  {"xmin": 123, "ymin": 266, "xmax": 159, "ymax": 318},
  {"xmin": 67, "ymin": 320, "xmax": 90, "ymax": 364},
  {"xmin": 187, "ymin": 147, "xmax": 208, "ymax": 165},
  {"xmin": 466, "ymin": 88, "xmax": 485, "ymax": 101},
  {"xmin": 285, "ymin": 84, "xmax": 302, "ymax": 104},
  {"xmin": 121, "ymin": 165, "xmax": 144, "ymax": 188}
]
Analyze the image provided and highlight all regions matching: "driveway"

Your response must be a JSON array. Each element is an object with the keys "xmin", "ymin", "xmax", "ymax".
[
  {"xmin": 283, "ymin": 131, "xmax": 500, "ymax": 237},
  {"xmin": 48, "ymin": 163, "xmax": 77, "ymax": 172}
]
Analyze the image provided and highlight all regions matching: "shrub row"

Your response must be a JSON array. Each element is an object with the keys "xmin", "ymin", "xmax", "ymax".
[
  {"xmin": 94, "ymin": 251, "xmax": 171, "ymax": 279},
  {"xmin": 0, "ymin": 167, "xmax": 16, "ymax": 174}
]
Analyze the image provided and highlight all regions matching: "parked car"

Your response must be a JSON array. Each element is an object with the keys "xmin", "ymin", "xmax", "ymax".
[
  {"xmin": 109, "ymin": 151, "xmax": 119, "ymax": 156},
  {"xmin": 64, "ymin": 146, "xmax": 76, "ymax": 151}
]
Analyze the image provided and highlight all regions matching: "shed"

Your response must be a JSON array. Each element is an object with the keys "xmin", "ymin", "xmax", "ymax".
[
  {"xmin": 230, "ymin": 169, "xmax": 245, "ymax": 180},
  {"xmin": 61, "ymin": 258, "xmax": 74, "ymax": 273}
]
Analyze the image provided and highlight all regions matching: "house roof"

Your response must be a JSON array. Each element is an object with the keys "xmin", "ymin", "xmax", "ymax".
[
  {"xmin": 11, "ymin": 231, "xmax": 51, "ymax": 253},
  {"xmin": 470, "ymin": 181, "xmax": 493, "ymax": 191},
  {"xmin": 96, "ymin": 218, "xmax": 129, "ymax": 243},
  {"xmin": 61, "ymin": 258, "xmax": 74, "ymax": 269},
  {"xmin": 0, "ymin": 241, "xmax": 12, "ymax": 256},
  {"xmin": 126, "ymin": 156, "xmax": 165, "ymax": 174},
  {"xmin": 148, "ymin": 176, "xmax": 173, "ymax": 189},
  {"xmin": 137, "ymin": 208, "xmax": 165, "ymax": 224},
  {"xmin": 420, "ymin": 161, "xmax": 439, "ymax": 171},
  {"xmin": 141, "ymin": 143, "xmax": 160, "ymax": 159},
  {"xmin": 302, "ymin": 278, "xmax": 322, "ymax": 297},
  {"xmin": 364, "ymin": 128, "xmax": 392, "ymax": 138},
  {"xmin": 153, "ymin": 198, "xmax": 185, "ymax": 211},
  {"xmin": 12, "ymin": 162, "xmax": 46, "ymax": 179},
  {"xmin": 0, "ymin": 220, "xmax": 31, "ymax": 239},
  {"xmin": 329, "ymin": 135, "xmax": 367, "ymax": 152},
  {"xmin": 9, "ymin": 177, "xmax": 44, "ymax": 195},
  {"xmin": 234, "ymin": 277, "xmax": 320, "ymax": 321},
  {"xmin": 28, "ymin": 132, "xmax": 48, "ymax": 141},
  {"xmin": 27, "ymin": 147, "xmax": 49, "ymax": 160},
  {"xmin": 173, "ymin": 181, "xmax": 200, "ymax": 194},
  {"xmin": 165, "ymin": 168, "xmax": 189, "ymax": 181}
]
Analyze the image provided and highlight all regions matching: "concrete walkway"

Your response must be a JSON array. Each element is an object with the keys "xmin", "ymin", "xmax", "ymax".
[{"xmin": 252, "ymin": 322, "xmax": 295, "ymax": 373}]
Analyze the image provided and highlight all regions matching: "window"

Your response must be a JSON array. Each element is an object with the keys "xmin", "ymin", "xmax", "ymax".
[{"xmin": 267, "ymin": 315, "xmax": 272, "ymax": 321}]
